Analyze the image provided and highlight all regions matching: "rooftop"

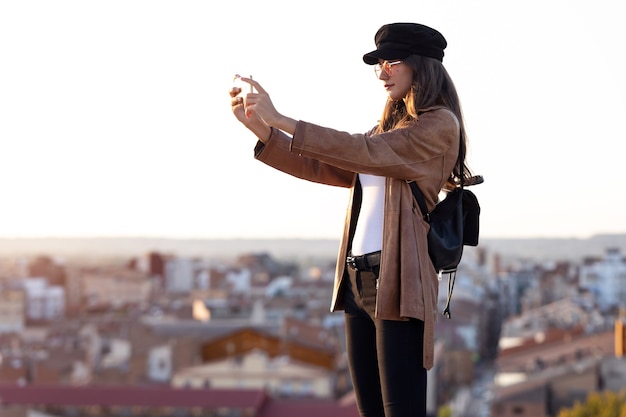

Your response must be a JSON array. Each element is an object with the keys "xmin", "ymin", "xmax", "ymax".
[{"xmin": 0, "ymin": 384, "xmax": 359, "ymax": 417}]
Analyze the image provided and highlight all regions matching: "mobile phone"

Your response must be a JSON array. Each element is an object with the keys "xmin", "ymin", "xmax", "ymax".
[{"xmin": 232, "ymin": 74, "xmax": 253, "ymax": 96}]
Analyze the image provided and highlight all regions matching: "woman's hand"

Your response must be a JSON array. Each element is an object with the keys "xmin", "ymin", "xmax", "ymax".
[
  {"xmin": 230, "ymin": 84, "xmax": 272, "ymax": 143},
  {"xmin": 237, "ymin": 77, "xmax": 297, "ymax": 135},
  {"xmin": 229, "ymin": 86, "xmax": 249, "ymax": 124},
  {"xmin": 236, "ymin": 77, "xmax": 280, "ymax": 125}
]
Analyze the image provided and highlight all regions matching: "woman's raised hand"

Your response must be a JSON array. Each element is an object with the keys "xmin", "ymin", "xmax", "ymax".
[
  {"xmin": 236, "ymin": 77, "xmax": 281, "ymax": 126},
  {"xmin": 230, "ymin": 76, "xmax": 297, "ymax": 137},
  {"xmin": 229, "ymin": 77, "xmax": 272, "ymax": 142}
]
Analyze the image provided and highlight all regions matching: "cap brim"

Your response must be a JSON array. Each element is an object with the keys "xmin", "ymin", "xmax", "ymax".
[{"xmin": 362, "ymin": 47, "xmax": 410, "ymax": 65}]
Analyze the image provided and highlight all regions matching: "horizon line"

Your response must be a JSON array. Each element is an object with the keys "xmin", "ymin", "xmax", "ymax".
[{"xmin": 0, "ymin": 233, "xmax": 625, "ymax": 241}]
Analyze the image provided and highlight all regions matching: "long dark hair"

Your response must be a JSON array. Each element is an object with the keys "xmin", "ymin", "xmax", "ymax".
[{"xmin": 376, "ymin": 55, "xmax": 472, "ymax": 187}]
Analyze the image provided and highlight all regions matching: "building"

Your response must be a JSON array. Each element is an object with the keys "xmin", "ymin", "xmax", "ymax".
[
  {"xmin": 20, "ymin": 278, "xmax": 65, "ymax": 323},
  {"xmin": 176, "ymin": 326, "xmax": 348, "ymax": 399},
  {"xmin": 0, "ymin": 384, "xmax": 360, "ymax": 417},
  {"xmin": 174, "ymin": 349, "xmax": 336, "ymax": 398},
  {"xmin": 579, "ymin": 247, "xmax": 626, "ymax": 312},
  {"xmin": 491, "ymin": 325, "xmax": 619, "ymax": 416},
  {"xmin": 81, "ymin": 269, "xmax": 152, "ymax": 310},
  {"xmin": 0, "ymin": 290, "xmax": 25, "ymax": 334}
]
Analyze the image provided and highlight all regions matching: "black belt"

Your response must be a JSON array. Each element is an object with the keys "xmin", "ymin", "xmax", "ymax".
[{"xmin": 346, "ymin": 251, "xmax": 381, "ymax": 271}]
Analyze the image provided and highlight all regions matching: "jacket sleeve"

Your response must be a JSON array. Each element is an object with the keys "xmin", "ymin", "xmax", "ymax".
[
  {"xmin": 254, "ymin": 127, "xmax": 355, "ymax": 188},
  {"xmin": 290, "ymin": 108, "xmax": 460, "ymax": 185}
]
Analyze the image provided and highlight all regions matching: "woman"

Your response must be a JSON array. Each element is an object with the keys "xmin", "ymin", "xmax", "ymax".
[{"xmin": 230, "ymin": 22, "xmax": 474, "ymax": 417}]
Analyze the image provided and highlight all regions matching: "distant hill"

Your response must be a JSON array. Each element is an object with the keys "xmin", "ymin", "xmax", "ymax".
[
  {"xmin": 477, "ymin": 234, "xmax": 626, "ymax": 263},
  {"xmin": 0, "ymin": 237, "xmax": 341, "ymax": 263},
  {"xmin": 0, "ymin": 234, "xmax": 625, "ymax": 263}
]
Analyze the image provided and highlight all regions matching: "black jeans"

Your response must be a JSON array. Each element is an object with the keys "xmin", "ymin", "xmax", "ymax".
[{"xmin": 344, "ymin": 264, "xmax": 427, "ymax": 417}]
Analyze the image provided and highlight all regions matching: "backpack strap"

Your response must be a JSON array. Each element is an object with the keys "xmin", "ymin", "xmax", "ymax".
[
  {"xmin": 408, "ymin": 181, "xmax": 430, "ymax": 221},
  {"xmin": 442, "ymin": 271, "xmax": 456, "ymax": 319},
  {"xmin": 409, "ymin": 143, "xmax": 466, "ymax": 221},
  {"xmin": 408, "ymin": 178, "xmax": 458, "ymax": 319},
  {"xmin": 408, "ymin": 168, "xmax": 464, "ymax": 320},
  {"xmin": 407, "ymin": 135, "xmax": 467, "ymax": 319}
]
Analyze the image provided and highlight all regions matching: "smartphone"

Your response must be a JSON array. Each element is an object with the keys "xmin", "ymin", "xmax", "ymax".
[{"xmin": 232, "ymin": 74, "xmax": 253, "ymax": 96}]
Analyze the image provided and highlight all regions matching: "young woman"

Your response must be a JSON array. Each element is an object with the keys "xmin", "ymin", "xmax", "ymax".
[{"xmin": 230, "ymin": 22, "xmax": 474, "ymax": 417}]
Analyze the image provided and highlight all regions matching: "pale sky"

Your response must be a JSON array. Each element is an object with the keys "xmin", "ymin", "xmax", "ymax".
[{"xmin": 1, "ymin": 0, "xmax": 624, "ymax": 240}]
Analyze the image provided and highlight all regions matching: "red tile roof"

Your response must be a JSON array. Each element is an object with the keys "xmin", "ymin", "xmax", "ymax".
[
  {"xmin": 0, "ymin": 384, "xmax": 360, "ymax": 416},
  {"xmin": 0, "ymin": 384, "xmax": 267, "ymax": 408},
  {"xmin": 258, "ymin": 398, "xmax": 361, "ymax": 417}
]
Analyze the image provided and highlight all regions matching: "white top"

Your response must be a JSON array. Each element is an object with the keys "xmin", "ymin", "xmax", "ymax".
[{"xmin": 351, "ymin": 173, "xmax": 385, "ymax": 256}]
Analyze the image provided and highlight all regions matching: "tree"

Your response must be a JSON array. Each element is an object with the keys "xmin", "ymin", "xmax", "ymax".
[
  {"xmin": 557, "ymin": 391, "xmax": 626, "ymax": 417},
  {"xmin": 437, "ymin": 405, "xmax": 452, "ymax": 417}
]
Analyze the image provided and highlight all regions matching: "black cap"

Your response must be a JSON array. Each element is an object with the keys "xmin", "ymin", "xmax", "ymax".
[{"xmin": 363, "ymin": 23, "xmax": 447, "ymax": 64}]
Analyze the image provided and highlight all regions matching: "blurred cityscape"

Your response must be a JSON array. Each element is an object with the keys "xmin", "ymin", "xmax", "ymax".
[{"xmin": 1, "ymin": 236, "xmax": 626, "ymax": 417}]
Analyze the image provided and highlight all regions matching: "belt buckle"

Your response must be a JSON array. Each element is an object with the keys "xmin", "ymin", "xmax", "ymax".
[{"xmin": 346, "ymin": 256, "xmax": 358, "ymax": 270}]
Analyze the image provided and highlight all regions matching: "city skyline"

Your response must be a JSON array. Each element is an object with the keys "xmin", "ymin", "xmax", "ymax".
[{"xmin": 1, "ymin": 0, "xmax": 624, "ymax": 240}]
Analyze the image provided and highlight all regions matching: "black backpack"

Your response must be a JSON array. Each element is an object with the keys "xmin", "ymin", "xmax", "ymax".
[{"xmin": 408, "ymin": 175, "xmax": 482, "ymax": 318}]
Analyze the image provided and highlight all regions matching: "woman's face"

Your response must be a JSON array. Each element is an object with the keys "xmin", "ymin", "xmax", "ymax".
[{"xmin": 376, "ymin": 60, "xmax": 413, "ymax": 101}]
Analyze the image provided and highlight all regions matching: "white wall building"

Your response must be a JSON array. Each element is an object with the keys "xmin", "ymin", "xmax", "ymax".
[
  {"xmin": 172, "ymin": 349, "xmax": 334, "ymax": 398},
  {"xmin": 21, "ymin": 278, "xmax": 65, "ymax": 321},
  {"xmin": 0, "ymin": 290, "xmax": 25, "ymax": 333},
  {"xmin": 147, "ymin": 344, "xmax": 173, "ymax": 382},
  {"xmin": 165, "ymin": 257, "xmax": 195, "ymax": 293},
  {"xmin": 579, "ymin": 248, "xmax": 626, "ymax": 311},
  {"xmin": 82, "ymin": 272, "xmax": 152, "ymax": 309},
  {"xmin": 226, "ymin": 268, "xmax": 251, "ymax": 294}
]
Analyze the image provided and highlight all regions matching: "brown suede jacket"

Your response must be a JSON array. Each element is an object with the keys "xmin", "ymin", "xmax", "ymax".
[{"xmin": 253, "ymin": 106, "xmax": 460, "ymax": 369}]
